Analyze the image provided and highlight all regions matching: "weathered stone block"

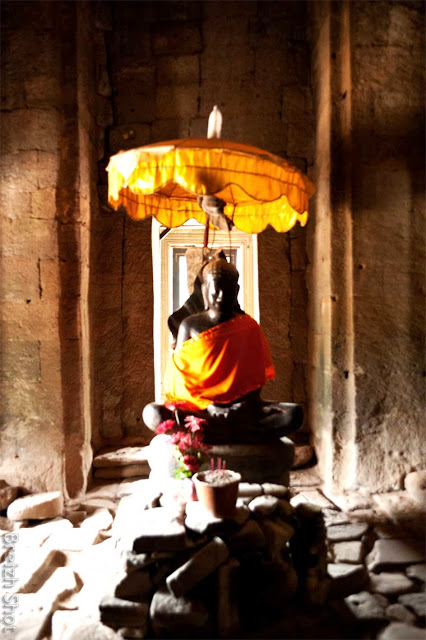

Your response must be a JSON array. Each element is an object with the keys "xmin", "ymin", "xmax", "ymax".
[
  {"xmin": 398, "ymin": 592, "xmax": 426, "ymax": 619},
  {"xmin": 378, "ymin": 622, "xmax": 425, "ymax": 640},
  {"xmin": 0, "ymin": 190, "xmax": 32, "ymax": 219},
  {"xmin": 1, "ymin": 257, "xmax": 39, "ymax": 301},
  {"xmin": 24, "ymin": 75, "xmax": 60, "ymax": 109},
  {"xmin": 327, "ymin": 522, "xmax": 369, "ymax": 542},
  {"xmin": 51, "ymin": 611, "xmax": 120, "ymax": 640},
  {"xmin": 80, "ymin": 508, "xmax": 113, "ymax": 537},
  {"xmin": 0, "ymin": 150, "xmax": 39, "ymax": 193},
  {"xmin": 122, "ymin": 551, "xmax": 155, "ymax": 574},
  {"xmin": 217, "ymin": 557, "xmax": 240, "ymax": 638},
  {"xmin": 2, "ymin": 218, "xmax": 58, "ymax": 259},
  {"xmin": 386, "ymin": 603, "xmax": 417, "ymax": 625},
  {"xmin": 115, "ymin": 92, "xmax": 155, "ymax": 125},
  {"xmin": 43, "ymin": 528, "xmax": 98, "ymax": 552},
  {"xmin": 227, "ymin": 519, "xmax": 266, "ymax": 553},
  {"xmin": 0, "ymin": 516, "xmax": 22, "ymax": 532},
  {"xmin": 344, "ymin": 591, "xmax": 388, "ymax": 621},
  {"xmin": 7, "ymin": 492, "xmax": 64, "ymax": 521},
  {"xmin": 114, "ymin": 567, "xmax": 152, "ymax": 602},
  {"xmin": 405, "ymin": 471, "xmax": 426, "ymax": 507},
  {"xmin": 367, "ymin": 539, "xmax": 425, "ymax": 573},
  {"xmin": 151, "ymin": 22, "xmax": 202, "ymax": 56},
  {"xmin": 185, "ymin": 501, "xmax": 249, "ymax": 536},
  {"xmin": 1, "ymin": 380, "xmax": 61, "ymax": 432},
  {"xmin": 261, "ymin": 483, "xmax": 289, "ymax": 498},
  {"xmin": 11, "ymin": 548, "xmax": 68, "ymax": 594},
  {"xmin": 150, "ymin": 586, "xmax": 209, "ymax": 636},
  {"xmin": 248, "ymin": 495, "xmax": 280, "ymax": 517},
  {"xmin": 406, "ymin": 564, "xmax": 426, "ymax": 584},
  {"xmin": 15, "ymin": 567, "xmax": 81, "ymax": 640},
  {"xmin": 36, "ymin": 151, "xmax": 59, "ymax": 189},
  {"xmin": 12, "ymin": 595, "xmax": 53, "ymax": 640},
  {"xmin": 259, "ymin": 519, "xmax": 295, "ymax": 564},
  {"xmin": 1, "ymin": 109, "xmax": 60, "ymax": 154},
  {"xmin": 333, "ymin": 541, "xmax": 365, "ymax": 564},
  {"xmin": 282, "ymin": 86, "xmax": 313, "ymax": 125},
  {"xmin": 277, "ymin": 499, "xmax": 294, "ymax": 519},
  {"xmin": 369, "ymin": 572, "xmax": 415, "ymax": 597},
  {"xmin": 284, "ymin": 41, "xmax": 310, "ymax": 87},
  {"xmin": 1, "ymin": 340, "xmax": 40, "ymax": 384},
  {"xmin": 64, "ymin": 510, "xmax": 87, "ymax": 526},
  {"xmin": 293, "ymin": 443, "xmax": 313, "ymax": 467},
  {"xmin": 156, "ymin": 84, "xmax": 199, "ymax": 119},
  {"xmin": 0, "ymin": 480, "xmax": 19, "ymax": 511},
  {"xmin": 328, "ymin": 563, "xmax": 368, "ymax": 598},
  {"xmin": 99, "ymin": 596, "xmax": 149, "ymax": 630},
  {"xmin": 157, "ymin": 54, "xmax": 199, "ymax": 86},
  {"xmin": 94, "ymin": 464, "xmax": 150, "ymax": 479},
  {"xmin": 292, "ymin": 490, "xmax": 334, "ymax": 509},
  {"xmin": 93, "ymin": 446, "xmax": 150, "ymax": 468},
  {"xmin": 114, "ymin": 503, "xmax": 188, "ymax": 553},
  {"xmin": 166, "ymin": 537, "xmax": 229, "ymax": 598},
  {"xmin": 40, "ymin": 260, "xmax": 80, "ymax": 300},
  {"xmin": 31, "ymin": 187, "xmax": 56, "ymax": 219},
  {"xmin": 151, "ymin": 116, "xmax": 191, "ymax": 140},
  {"xmin": 116, "ymin": 479, "xmax": 161, "ymax": 503}
]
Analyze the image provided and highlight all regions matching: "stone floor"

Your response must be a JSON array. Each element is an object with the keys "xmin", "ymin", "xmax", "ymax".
[{"xmin": 1, "ymin": 461, "xmax": 425, "ymax": 639}]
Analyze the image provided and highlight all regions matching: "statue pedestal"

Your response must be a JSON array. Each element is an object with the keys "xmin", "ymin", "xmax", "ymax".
[{"xmin": 207, "ymin": 437, "xmax": 294, "ymax": 485}]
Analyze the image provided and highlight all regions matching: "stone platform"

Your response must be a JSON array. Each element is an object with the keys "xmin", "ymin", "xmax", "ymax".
[{"xmin": 208, "ymin": 438, "xmax": 294, "ymax": 484}]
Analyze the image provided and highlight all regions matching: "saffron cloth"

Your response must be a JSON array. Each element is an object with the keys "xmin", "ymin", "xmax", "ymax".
[{"xmin": 164, "ymin": 314, "xmax": 275, "ymax": 410}]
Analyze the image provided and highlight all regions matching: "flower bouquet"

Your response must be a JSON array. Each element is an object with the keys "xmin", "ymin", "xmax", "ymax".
[{"xmin": 156, "ymin": 407, "xmax": 211, "ymax": 480}]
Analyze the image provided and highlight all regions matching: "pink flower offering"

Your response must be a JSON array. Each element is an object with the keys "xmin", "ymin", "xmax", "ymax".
[{"xmin": 155, "ymin": 412, "xmax": 211, "ymax": 479}]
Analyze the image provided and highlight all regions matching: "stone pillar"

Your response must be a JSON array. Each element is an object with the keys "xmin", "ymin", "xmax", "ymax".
[
  {"xmin": 308, "ymin": 0, "xmax": 425, "ymax": 493},
  {"xmin": 308, "ymin": 0, "xmax": 355, "ymax": 492},
  {"xmin": 0, "ymin": 1, "xmax": 98, "ymax": 497},
  {"xmin": 350, "ymin": 0, "xmax": 425, "ymax": 491}
]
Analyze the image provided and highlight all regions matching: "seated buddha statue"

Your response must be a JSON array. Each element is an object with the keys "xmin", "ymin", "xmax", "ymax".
[{"xmin": 143, "ymin": 255, "xmax": 303, "ymax": 445}]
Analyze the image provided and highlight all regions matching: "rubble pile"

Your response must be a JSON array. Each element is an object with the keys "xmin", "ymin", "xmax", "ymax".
[
  {"xmin": 99, "ymin": 482, "xmax": 329, "ymax": 638},
  {"xmin": 0, "ymin": 474, "xmax": 424, "ymax": 639}
]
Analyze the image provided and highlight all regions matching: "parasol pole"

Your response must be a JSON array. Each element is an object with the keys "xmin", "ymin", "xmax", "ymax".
[
  {"xmin": 203, "ymin": 105, "xmax": 223, "ymax": 249},
  {"xmin": 203, "ymin": 213, "xmax": 209, "ymax": 248}
]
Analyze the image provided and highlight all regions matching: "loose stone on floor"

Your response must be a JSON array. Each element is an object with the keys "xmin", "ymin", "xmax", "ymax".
[{"xmin": 1, "ymin": 470, "xmax": 425, "ymax": 639}]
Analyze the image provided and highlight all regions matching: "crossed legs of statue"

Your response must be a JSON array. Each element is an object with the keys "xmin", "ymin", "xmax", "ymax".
[{"xmin": 142, "ymin": 396, "xmax": 303, "ymax": 445}]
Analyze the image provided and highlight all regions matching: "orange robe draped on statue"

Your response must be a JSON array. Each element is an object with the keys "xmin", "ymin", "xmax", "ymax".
[{"xmin": 164, "ymin": 314, "xmax": 275, "ymax": 410}]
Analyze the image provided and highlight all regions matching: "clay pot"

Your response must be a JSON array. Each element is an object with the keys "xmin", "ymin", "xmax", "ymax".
[{"xmin": 193, "ymin": 470, "xmax": 241, "ymax": 518}]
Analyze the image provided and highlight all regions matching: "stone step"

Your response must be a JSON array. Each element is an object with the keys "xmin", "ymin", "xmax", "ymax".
[
  {"xmin": 93, "ymin": 446, "xmax": 150, "ymax": 469},
  {"xmin": 94, "ymin": 464, "xmax": 150, "ymax": 480}
]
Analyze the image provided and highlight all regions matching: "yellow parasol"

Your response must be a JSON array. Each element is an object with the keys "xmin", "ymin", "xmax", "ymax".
[{"xmin": 107, "ymin": 108, "xmax": 315, "ymax": 237}]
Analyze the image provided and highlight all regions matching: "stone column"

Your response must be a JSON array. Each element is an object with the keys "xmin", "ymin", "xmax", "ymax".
[
  {"xmin": 308, "ymin": 0, "xmax": 356, "ymax": 493},
  {"xmin": 0, "ymin": 1, "xmax": 99, "ymax": 497},
  {"xmin": 308, "ymin": 0, "xmax": 425, "ymax": 493}
]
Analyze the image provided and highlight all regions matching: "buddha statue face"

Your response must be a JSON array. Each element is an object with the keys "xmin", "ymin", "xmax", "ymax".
[{"xmin": 201, "ymin": 258, "xmax": 239, "ymax": 314}]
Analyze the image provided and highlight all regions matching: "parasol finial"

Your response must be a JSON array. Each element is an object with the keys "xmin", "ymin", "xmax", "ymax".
[{"xmin": 207, "ymin": 105, "xmax": 222, "ymax": 139}]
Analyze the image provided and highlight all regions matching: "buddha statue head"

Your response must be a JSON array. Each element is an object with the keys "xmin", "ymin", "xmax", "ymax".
[{"xmin": 201, "ymin": 257, "xmax": 239, "ymax": 314}]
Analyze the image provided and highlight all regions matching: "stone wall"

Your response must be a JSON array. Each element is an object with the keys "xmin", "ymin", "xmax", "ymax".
[
  {"xmin": 308, "ymin": 1, "xmax": 425, "ymax": 493},
  {"xmin": 0, "ymin": 1, "xmax": 103, "ymax": 497},
  {"xmin": 95, "ymin": 1, "xmax": 314, "ymax": 443},
  {"xmin": 351, "ymin": 0, "xmax": 425, "ymax": 491},
  {"xmin": 3, "ymin": 0, "xmax": 422, "ymax": 497}
]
